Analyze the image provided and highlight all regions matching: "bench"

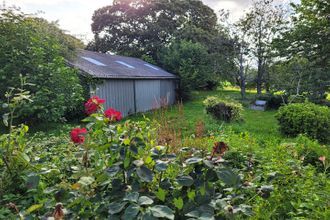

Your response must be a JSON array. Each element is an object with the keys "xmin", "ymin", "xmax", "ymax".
[{"xmin": 250, "ymin": 100, "xmax": 267, "ymax": 111}]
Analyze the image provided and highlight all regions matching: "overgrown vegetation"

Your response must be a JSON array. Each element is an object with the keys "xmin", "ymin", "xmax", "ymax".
[
  {"xmin": 0, "ymin": 8, "xmax": 84, "ymax": 123},
  {"xmin": 1, "ymin": 91, "xmax": 329, "ymax": 219}
]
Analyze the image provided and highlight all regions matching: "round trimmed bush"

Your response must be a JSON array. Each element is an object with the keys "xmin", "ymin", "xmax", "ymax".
[
  {"xmin": 203, "ymin": 96, "xmax": 243, "ymax": 122},
  {"xmin": 276, "ymin": 103, "xmax": 330, "ymax": 143}
]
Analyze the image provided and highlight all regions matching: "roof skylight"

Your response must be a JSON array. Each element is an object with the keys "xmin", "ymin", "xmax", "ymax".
[
  {"xmin": 81, "ymin": 56, "xmax": 106, "ymax": 66},
  {"xmin": 144, "ymin": 63, "xmax": 159, "ymax": 70},
  {"xmin": 115, "ymin": 61, "xmax": 135, "ymax": 69}
]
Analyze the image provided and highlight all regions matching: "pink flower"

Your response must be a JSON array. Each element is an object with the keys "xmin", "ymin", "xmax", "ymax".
[
  {"xmin": 84, "ymin": 96, "xmax": 105, "ymax": 115},
  {"xmin": 104, "ymin": 108, "xmax": 122, "ymax": 122},
  {"xmin": 70, "ymin": 128, "xmax": 87, "ymax": 144}
]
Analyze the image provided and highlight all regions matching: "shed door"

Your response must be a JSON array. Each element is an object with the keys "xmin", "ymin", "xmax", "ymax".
[
  {"xmin": 135, "ymin": 80, "xmax": 161, "ymax": 112},
  {"xmin": 95, "ymin": 80, "xmax": 135, "ymax": 117}
]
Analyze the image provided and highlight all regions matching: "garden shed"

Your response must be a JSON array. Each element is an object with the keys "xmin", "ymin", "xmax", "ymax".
[{"xmin": 69, "ymin": 50, "xmax": 178, "ymax": 116}]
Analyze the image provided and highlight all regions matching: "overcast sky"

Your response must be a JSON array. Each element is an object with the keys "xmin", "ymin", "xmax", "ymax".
[{"xmin": 7, "ymin": 0, "xmax": 298, "ymax": 42}]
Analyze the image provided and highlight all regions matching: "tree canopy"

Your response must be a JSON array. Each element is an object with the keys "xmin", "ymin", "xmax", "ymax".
[
  {"xmin": 89, "ymin": 0, "xmax": 218, "ymax": 58},
  {"xmin": 272, "ymin": 0, "xmax": 330, "ymax": 99}
]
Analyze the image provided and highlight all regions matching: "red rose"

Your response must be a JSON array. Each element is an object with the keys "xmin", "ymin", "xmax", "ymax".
[
  {"xmin": 84, "ymin": 96, "xmax": 105, "ymax": 115},
  {"xmin": 104, "ymin": 108, "xmax": 122, "ymax": 121},
  {"xmin": 70, "ymin": 128, "xmax": 87, "ymax": 144}
]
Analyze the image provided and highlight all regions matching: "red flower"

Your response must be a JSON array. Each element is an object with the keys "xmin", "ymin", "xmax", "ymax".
[
  {"xmin": 70, "ymin": 128, "xmax": 87, "ymax": 144},
  {"xmin": 84, "ymin": 96, "xmax": 105, "ymax": 115},
  {"xmin": 104, "ymin": 108, "xmax": 122, "ymax": 121}
]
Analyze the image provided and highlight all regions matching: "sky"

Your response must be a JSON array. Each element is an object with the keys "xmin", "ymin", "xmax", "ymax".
[{"xmin": 6, "ymin": 0, "xmax": 298, "ymax": 43}]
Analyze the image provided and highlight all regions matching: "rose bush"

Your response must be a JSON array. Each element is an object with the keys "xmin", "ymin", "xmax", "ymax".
[{"xmin": 0, "ymin": 96, "xmax": 329, "ymax": 219}]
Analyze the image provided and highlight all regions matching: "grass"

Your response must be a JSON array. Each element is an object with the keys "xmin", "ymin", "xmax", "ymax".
[
  {"xmin": 145, "ymin": 88, "xmax": 282, "ymax": 142},
  {"xmin": 22, "ymin": 87, "xmax": 285, "ymax": 144}
]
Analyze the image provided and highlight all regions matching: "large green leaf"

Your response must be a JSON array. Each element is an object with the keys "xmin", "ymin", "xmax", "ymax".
[
  {"xmin": 140, "ymin": 210, "xmax": 157, "ymax": 220},
  {"xmin": 138, "ymin": 196, "xmax": 154, "ymax": 206},
  {"xmin": 124, "ymin": 192, "xmax": 139, "ymax": 203},
  {"xmin": 122, "ymin": 204, "xmax": 140, "ymax": 220},
  {"xmin": 108, "ymin": 201, "xmax": 128, "ymax": 215},
  {"xmin": 216, "ymin": 168, "xmax": 241, "ymax": 187},
  {"xmin": 155, "ymin": 160, "xmax": 168, "ymax": 172},
  {"xmin": 176, "ymin": 175, "xmax": 194, "ymax": 186},
  {"xmin": 136, "ymin": 165, "xmax": 154, "ymax": 182},
  {"xmin": 150, "ymin": 205, "xmax": 175, "ymax": 220},
  {"xmin": 106, "ymin": 165, "xmax": 121, "ymax": 177},
  {"xmin": 185, "ymin": 157, "xmax": 202, "ymax": 164},
  {"xmin": 185, "ymin": 205, "xmax": 215, "ymax": 220}
]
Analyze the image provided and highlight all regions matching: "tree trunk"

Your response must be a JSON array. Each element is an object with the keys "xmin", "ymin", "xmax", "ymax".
[
  {"xmin": 241, "ymin": 77, "xmax": 246, "ymax": 99},
  {"xmin": 239, "ymin": 48, "xmax": 246, "ymax": 99},
  {"xmin": 256, "ymin": 22, "xmax": 263, "ymax": 95},
  {"xmin": 256, "ymin": 57, "xmax": 263, "ymax": 95}
]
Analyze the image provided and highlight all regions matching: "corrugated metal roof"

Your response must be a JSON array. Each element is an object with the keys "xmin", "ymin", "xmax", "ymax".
[{"xmin": 68, "ymin": 50, "xmax": 178, "ymax": 79}]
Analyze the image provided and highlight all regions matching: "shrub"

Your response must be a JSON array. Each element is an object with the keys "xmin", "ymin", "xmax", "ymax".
[
  {"xmin": 276, "ymin": 103, "xmax": 330, "ymax": 142},
  {"xmin": 203, "ymin": 96, "xmax": 243, "ymax": 122}
]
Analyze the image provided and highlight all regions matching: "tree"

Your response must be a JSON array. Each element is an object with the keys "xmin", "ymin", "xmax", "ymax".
[
  {"xmin": 241, "ymin": 0, "xmax": 286, "ymax": 94},
  {"xmin": 89, "ymin": 0, "xmax": 219, "ymax": 60},
  {"xmin": 0, "ymin": 8, "xmax": 84, "ymax": 122},
  {"xmin": 159, "ymin": 40, "xmax": 216, "ymax": 100},
  {"xmin": 273, "ymin": 0, "xmax": 330, "ymax": 99},
  {"xmin": 217, "ymin": 10, "xmax": 253, "ymax": 99}
]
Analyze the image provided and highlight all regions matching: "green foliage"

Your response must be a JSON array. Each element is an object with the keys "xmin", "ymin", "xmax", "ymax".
[
  {"xmin": 239, "ymin": 0, "xmax": 287, "ymax": 94},
  {"xmin": 276, "ymin": 103, "xmax": 330, "ymax": 142},
  {"xmin": 273, "ymin": 0, "xmax": 330, "ymax": 99},
  {"xmin": 1, "ymin": 88, "xmax": 329, "ymax": 219},
  {"xmin": 204, "ymin": 96, "xmax": 243, "ymax": 122},
  {"xmin": 0, "ymin": 96, "xmax": 262, "ymax": 219},
  {"xmin": 0, "ymin": 83, "xmax": 32, "ymax": 195},
  {"xmin": 89, "ymin": 0, "xmax": 218, "ymax": 59},
  {"xmin": 159, "ymin": 40, "xmax": 218, "ymax": 99},
  {"xmin": 269, "ymin": 57, "xmax": 329, "ymax": 102},
  {"xmin": 0, "ymin": 8, "xmax": 83, "ymax": 122}
]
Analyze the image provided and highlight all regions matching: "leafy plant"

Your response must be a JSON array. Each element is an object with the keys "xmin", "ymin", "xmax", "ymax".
[{"xmin": 0, "ymin": 78, "xmax": 33, "ymax": 196}]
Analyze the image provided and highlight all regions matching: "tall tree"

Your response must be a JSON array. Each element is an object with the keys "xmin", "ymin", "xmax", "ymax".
[
  {"xmin": 89, "ymin": 0, "xmax": 218, "ymax": 60},
  {"xmin": 217, "ymin": 10, "xmax": 252, "ymax": 99},
  {"xmin": 241, "ymin": 0, "xmax": 286, "ymax": 94}
]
